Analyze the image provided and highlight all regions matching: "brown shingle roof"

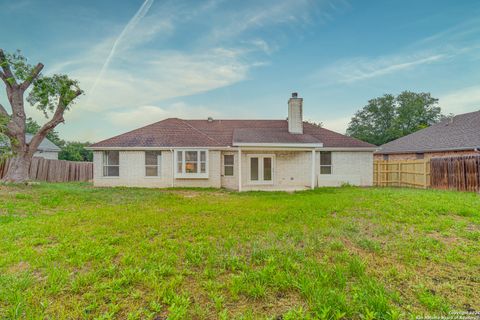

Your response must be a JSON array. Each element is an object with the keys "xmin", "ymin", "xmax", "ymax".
[
  {"xmin": 377, "ymin": 110, "xmax": 480, "ymax": 154},
  {"xmin": 91, "ymin": 119, "xmax": 374, "ymax": 148}
]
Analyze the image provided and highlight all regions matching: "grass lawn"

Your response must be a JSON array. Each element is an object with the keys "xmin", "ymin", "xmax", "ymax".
[{"xmin": 0, "ymin": 183, "xmax": 479, "ymax": 319}]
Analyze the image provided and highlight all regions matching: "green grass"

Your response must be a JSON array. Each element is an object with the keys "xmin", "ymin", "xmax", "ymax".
[{"xmin": 0, "ymin": 183, "xmax": 479, "ymax": 319}]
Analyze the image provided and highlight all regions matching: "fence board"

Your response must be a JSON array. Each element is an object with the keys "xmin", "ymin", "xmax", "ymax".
[
  {"xmin": 0, "ymin": 157, "xmax": 93, "ymax": 182},
  {"xmin": 374, "ymin": 159, "xmax": 429, "ymax": 188},
  {"xmin": 430, "ymin": 156, "xmax": 480, "ymax": 192}
]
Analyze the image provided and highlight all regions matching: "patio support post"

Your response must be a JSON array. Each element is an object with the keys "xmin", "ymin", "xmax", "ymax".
[
  {"xmin": 311, "ymin": 149, "xmax": 316, "ymax": 189},
  {"xmin": 238, "ymin": 148, "xmax": 242, "ymax": 192}
]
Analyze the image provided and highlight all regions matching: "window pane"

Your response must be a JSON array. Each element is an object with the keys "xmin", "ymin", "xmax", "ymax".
[
  {"xmin": 200, "ymin": 151, "xmax": 206, "ymax": 162},
  {"xmin": 145, "ymin": 151, "xmax": 159, "ymax": 165},
  {"xmin": 320, "ymin": 166, "xmax": 332, "ymax": 174},
  {"xmin": 320, "ymin": 152, "xmax": 331, "ymax": 166},
  {"xmin": 146, "ymin": 166, "xmax": 158, "ymax": 176},
  {"xmin": 186, "ymin": 162, "xmax": 197, "ymax": 173},
  {"xmin": 186, "ymin": 151, "xmax": 197, "ymax": 161},
  {"xmin": 177, "ymin": 151, "xmax": 182, "ymax": 161},
  {"xmin": 200, "ymin": 162, "xmax": 206, "ymax": 173},
  {"xmin": 177, "ymin": 162, "xmax": 183, "ymax": 173},
  {"xmin": 250, "ymin": 157, "xmax": 259, "ymax": 180},
  {"xmin": 224, "ymin": 155, "xmax": 234, "ymax": 165},
  {"xmin": 107, "ymin": 151, "xmax": 119, "ymax": 165},
  {"xmin": 107, "ymin": 166, "xmax": 119, "ymax": 176},
  {"xmin": 224, "ymin": 166, "xmax": 234, "ymax": 176},
  {"xmin": 263, "ymin": 157, "xmax": 272, "ymax": 181}
]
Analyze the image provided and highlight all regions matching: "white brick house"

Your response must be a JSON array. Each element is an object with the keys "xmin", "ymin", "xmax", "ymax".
[{"xmin": 89, "ymin": 94, "xmax": 375, "ymax": 191}]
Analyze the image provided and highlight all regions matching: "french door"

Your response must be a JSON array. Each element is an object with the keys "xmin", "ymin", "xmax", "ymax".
[{"xmin": 248, "ymin": 155, "xmax": 274, "ymax": 184}]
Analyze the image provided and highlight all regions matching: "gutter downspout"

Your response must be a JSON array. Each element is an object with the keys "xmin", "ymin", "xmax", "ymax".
[
  {"xmin": 238, "ymin": 148, "xmax": 242, "ymax": 192},
  {"xmin": 311, "ymin": 149, "xmax": 316, "ymax": 189},
  {"xmin": 171, "ymin": 149, "xmax": 175, "ymax": 188}
]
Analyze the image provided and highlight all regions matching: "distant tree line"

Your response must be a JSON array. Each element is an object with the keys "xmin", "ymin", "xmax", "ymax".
[{"xmin": 346, "ymin": 91, "xmax": 447, "ymax": 146}]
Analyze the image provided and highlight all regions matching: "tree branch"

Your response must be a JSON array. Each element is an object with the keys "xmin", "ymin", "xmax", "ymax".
[
  {"xmin": 20, "ymin": 62, "xmax": 44, "ymax": 91},
  {"xmin": 27, "ymin": 89, "xmax": 82, "ymax": 155},
  {"xmin": 0, "ymin": 49, "xmax": 16, "ymax": 86}
]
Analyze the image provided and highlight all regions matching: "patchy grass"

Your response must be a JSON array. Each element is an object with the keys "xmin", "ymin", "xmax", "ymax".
[{"xmin": 0, "ymin": 183, "xmax": 479, "ymax": 319}]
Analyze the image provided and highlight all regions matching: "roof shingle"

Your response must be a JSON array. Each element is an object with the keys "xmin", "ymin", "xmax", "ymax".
[
  {"xmin": 377, "ymin": 110, "xmax": 480, "ymax": 154},
  {"xmin": 91, "ymin": 119, "xmax": 374, "ymax": 149}
]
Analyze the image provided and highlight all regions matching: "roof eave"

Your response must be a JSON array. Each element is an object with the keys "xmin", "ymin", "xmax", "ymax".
[{"xmin": 375, "ymin": 146, "xmax": 480, "ymax": 154}]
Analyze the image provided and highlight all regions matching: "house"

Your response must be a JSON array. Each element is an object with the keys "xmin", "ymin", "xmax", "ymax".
[
  {"xmin": 0, "ymin": 133, "xmax": 61, "ymax": 160},
  {"xmin": 89, "ymin": 93, "xmax": 376, "ymax": 191},
  {"xmin": 375, "ymin": 110, "xmax": 480, "ymax": 161}
]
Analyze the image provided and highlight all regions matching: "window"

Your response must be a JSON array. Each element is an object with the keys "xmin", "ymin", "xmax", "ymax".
[
  {"xmin": 248, "ymin": 155, "xmax": 274, "ymax": 184},
  {"xmin": 224, "ymin": 155, "xmax": 234, "ymax": 176},
  {"xmin": 383, "ymin": 154, "xmax": 389, "ymax": 161},
  {"xmin": 320, "ymin": 151, "xmax": 332, "ymax": 174},
  {"xmin": 145, "ymin": 151, "xmax": 161, "ymax": 176},
  {"xmin": 175, "ymin": 150, "xmax": 208, "ymax": 178},
  {"xmin": 103, "ymin": 151, "xmax": 119, "ymax": 177},
  {"xmin": 416, "ymin": 153, "xmax": 424, "ymax": 160}
]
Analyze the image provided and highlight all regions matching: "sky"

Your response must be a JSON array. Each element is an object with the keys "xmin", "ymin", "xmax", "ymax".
[{"xmin": 1, "ymin": 0, "xmax": 480, "ymax": 142}]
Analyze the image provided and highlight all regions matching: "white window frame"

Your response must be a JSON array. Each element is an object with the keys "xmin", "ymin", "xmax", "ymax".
[
  {"xmin": 174, "ymin": 149, "xmax": 209, "ymax": 179},
  {"xmin": 247, "ymin": 154, "xmax": 275, "ymax": 185},
  {"xmin": 320, "ymin": 151, "xmax": 332, "ymax": 175},
  {"xmin": 102, "ymin": 151, "xmax": 120, "ymax": 177},
  {"xmin": 223, "ymin": 154, "xmax": 234, "ymax": 177},
  {"xmin": 145, "ymin": 151, "xmax": 162, "ymax": 177}
]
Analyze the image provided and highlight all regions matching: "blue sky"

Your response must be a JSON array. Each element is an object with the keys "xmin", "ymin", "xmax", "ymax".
[{"xmin": 1, "ymin": 0, "xmax": 480, "ymax": 142}]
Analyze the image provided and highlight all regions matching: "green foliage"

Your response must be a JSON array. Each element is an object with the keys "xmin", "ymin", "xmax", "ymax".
[
  {"xmin": 0, "ymin": 184, "xmax": 478, "ymax": 318},
  {"xmin": 59, "ymin": 141, "xmax": 93, "ymax": 162},
  {"xmin": 3, "ymin": 50, "xmax": 32, "ymax": 82},
  {"xmin": 25, "ymin": 117, "xmax": 65, "ymax": 148},
  {"xmin": 346, "ymin": 91, "xmax": 444, "ymax": 145},
  {"xmin": 27, "ymin": 74, "xmax": 82, "ymax": 117},
  {"xmin": 2, "ymin": 50, "xmax": 83, "ymax": 122}
]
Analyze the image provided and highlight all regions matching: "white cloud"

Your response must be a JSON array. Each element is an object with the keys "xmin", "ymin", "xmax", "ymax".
[
  {"xmin": 439, "ymin": 85, "xmax": 480, "ymax": 114},
  {"xmin": 107, "ymin": 102, "xmax": 223, "ymax": 128},
  {"xmin": 313, "ymin": 52, "xmax": 447, "ymax": 85}
]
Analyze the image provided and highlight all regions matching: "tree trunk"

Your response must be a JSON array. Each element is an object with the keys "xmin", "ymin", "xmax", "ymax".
[{"xmin": 1, "ymin": 154, "xmax": 31, "ymax": 183}]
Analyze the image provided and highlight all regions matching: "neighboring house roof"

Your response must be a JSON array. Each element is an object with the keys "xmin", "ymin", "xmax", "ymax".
[
  {"xmin": 0, "ymin": 134, "xmax": 61, "ymax": 152},
  {"xmin": 376, "ymin": 110, "xmax": 480, "ymax": 154},
  {"xmin": 90, "ymin": 118, "xmax": 375, "ymax": 149}
]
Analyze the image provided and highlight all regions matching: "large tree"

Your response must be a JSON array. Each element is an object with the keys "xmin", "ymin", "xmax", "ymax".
[
  {"xmin": 0, "ymin": 49, "xmax": 83, "ymax": 182},
  {"xmin": 346, "ymin": 91, "xmax": 444, "ymax": 146}
]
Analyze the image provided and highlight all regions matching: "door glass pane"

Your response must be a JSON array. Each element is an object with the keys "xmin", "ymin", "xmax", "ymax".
[
  {"xmin": 250, "ymin": 157, "xmax": 259, "ymax": 181},
  {"xmin": 263, "ymin": 157, "xmax": 272, "ymax": 181}
]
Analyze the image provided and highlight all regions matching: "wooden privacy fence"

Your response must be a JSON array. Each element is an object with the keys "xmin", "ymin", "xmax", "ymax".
[
  {"xmin": 430, "ymin": 155, "xmax": 480, "ymax": 192},
  {"xmin": 0, "ymin": 157, "xmax": 93, "ymax": 182},
  {"xmin": 374, "ymin": 159, "xmax": 430, "ymax": 188}
]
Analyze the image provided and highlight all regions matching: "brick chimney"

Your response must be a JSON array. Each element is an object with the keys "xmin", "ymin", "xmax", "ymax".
[{"xmin": 288, "ymin": 92, "xmax": 303, "ymax": 134}]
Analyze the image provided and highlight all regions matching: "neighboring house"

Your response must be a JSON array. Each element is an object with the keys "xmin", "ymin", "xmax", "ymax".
[
  {"xmin": 0, "ymin": 133, "xmax": 61, "ymax": 159},
  {"xmin": 375, "ymin": 110, "xmax": 480, "ymax": 161},
  {"xmin": 89, "ymin": 93, "xmax": 376, "ymax": 191}
]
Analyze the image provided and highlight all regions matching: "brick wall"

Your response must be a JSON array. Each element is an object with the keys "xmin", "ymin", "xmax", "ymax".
[{"xmin": 93, "ymin": 149, "xmax": 374, "ymax": 190}]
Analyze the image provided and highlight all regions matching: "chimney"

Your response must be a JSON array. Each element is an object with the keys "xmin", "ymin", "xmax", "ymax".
[{"xmin": 288, "ymin": 92, "xmax": 303, "ymax": 134}]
